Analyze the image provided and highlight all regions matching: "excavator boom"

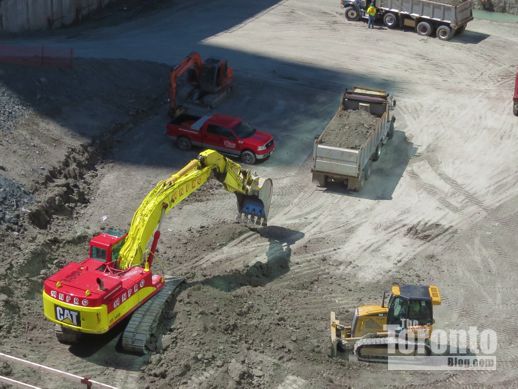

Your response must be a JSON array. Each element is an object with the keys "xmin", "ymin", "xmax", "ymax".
[
  {"xmin": 43, "ymin": 150, "xmax": 272, "ymax": 350},
  {"xmin": 118, "ymin": 149, "xmax": 272, "ymax": 270}
]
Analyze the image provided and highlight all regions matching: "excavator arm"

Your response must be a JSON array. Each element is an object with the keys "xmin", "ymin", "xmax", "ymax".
[{"xmin": 117, "ymin": 149, "xmax": 272, "ymax": 270}]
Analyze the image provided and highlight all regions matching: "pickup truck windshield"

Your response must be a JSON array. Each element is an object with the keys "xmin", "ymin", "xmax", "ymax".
[{"xmin": 234, "ymin": 122, "xmax": 256, "ymax": 138}]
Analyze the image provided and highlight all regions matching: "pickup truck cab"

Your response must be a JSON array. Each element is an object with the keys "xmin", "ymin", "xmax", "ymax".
[{"xmin": 166, "ymin": 113, "xmax": 275, "ymax": 164}]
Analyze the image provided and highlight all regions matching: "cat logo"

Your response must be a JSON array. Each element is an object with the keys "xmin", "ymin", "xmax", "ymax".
[{"xmin": 55, "ymin": 306, "xmax": 81, "ymax": 327}]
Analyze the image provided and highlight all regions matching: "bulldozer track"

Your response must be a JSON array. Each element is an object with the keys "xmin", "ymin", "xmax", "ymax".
[{"xmin": 121, "ymin": 277, "xmax": 185, "ymax": 355}]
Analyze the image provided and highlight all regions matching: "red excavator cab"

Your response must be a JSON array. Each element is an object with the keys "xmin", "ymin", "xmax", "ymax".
[{"xmin": 88, "ymin": 229, "xmax": 127, "ymax": 265}]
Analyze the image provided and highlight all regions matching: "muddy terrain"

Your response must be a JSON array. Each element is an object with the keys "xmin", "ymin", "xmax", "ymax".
[{"xmin": 1, "ymin": 0, "xmax": 518, "ymax": 388}]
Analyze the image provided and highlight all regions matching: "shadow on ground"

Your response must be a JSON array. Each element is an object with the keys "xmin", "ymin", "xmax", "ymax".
[
  {"xmin": 452, "ymin": 30, "xmax": 490, "ymax": 44},
  {"xmin": 68, "ymin": 318, "xmax": 148, "ymax": 371},
  {"xmin": 201, "ymin": 226, "xmax": 304, "ymax": 292},
  {"xmin": 0, "ymin": 0, "xmax": 398, "ymax": 171},
  {"xmin": 322, "ymin": 130, "xmax": 417, "ymax": 200}
]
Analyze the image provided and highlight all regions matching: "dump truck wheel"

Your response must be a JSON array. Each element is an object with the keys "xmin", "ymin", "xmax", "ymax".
[
  {"xmin": 344, "ymin": 6, "xmax": 360, "ymax": 21},
  {"xmin": 241, "ymin": 150, "xmax": 256, "ymax": 165},
  {"xmin": 176, "ymin": 136, "xmax": 192, "ymax": 150},
  {"xmin": 436, "ymin": 25, "xmax": 452, "ymax": 41},
  {"xmin": 315, "ymin": 174, "xmax": 327, "ymax": 187},
  {"xmin": 388, "ymin": 121, "xmax": 395, "ymax": 139},
  {"xmin": 364, "ymin": 162, "xmax": 372, "ymax": 180},
  {"xmin": 416, "ymin": 21, "xmax": 432, "ymax": 36},
  {"xmin": 383, "ymin": 13, "xmax": 398, "ymax": 29},
  {"xmin": 313, "ymin": 173, "xmax": 327, "ymax": 187},
  {"xmin": 455, "ymin": 25, "xmax": 466, "ymax": 35},
  {"xmin": 372, "ymin": 145, "xmax": 382, "ymax": 161},
  {"xmin": 514, "ymin": 103, "xmax": 518, "ymax": 116}
]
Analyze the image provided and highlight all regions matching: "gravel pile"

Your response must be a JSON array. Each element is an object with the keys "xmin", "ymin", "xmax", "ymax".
[
  {"xmin": 0, "ymin": 174, "xmax": 33, "ymax": 231},
  {"xmin": 0, "ymin": 82, "xmax": 29, "ymax": 132}
]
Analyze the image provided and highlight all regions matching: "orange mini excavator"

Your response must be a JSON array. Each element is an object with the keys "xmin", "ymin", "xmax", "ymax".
[{"xmin": 169, "ymin": 52, "xmax": 233, "ymax": 117}]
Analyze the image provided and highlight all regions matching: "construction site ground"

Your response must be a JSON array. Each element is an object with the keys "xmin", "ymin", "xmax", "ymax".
[{"xmin": 1, "ymin": 0, "xmax": 517, "ymax": 387}]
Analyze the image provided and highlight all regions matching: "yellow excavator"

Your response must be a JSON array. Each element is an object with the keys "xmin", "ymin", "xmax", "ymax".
[
  {"xmin": 330, "ymin": 283, "xmax": 441, "ymax": 362},
  {"xmin": 42, "ymin": 150, "xmax": 272, "ymax": 353}
]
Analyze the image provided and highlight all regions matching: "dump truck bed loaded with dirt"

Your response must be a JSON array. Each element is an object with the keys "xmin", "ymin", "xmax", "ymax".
[{"xmin": 312, "ymin": 87, "xmax": 395, "ymax": 191}]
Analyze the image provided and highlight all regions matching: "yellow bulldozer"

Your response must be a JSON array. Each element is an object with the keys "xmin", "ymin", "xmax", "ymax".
[{"xmin": 330, "ymin": 283, "xmax": 441, "ymax": 362}]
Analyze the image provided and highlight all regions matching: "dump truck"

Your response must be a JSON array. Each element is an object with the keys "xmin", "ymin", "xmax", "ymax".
[
  {"xmin": 311, "ymin": 87, "xmax": 395, "ymax": 191},
  {"xmin": 341, "ymin": 0, "xmax": 473, "ymax": 40}
]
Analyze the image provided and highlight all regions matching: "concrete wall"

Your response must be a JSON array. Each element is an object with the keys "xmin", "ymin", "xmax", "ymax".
[
  {"xmin": 474, "ymin": 0, "xmax": 518, "ymax": 14},
  {"xmin": 0, "ymin": 0, "xmax": 116, "ymax": 32}
]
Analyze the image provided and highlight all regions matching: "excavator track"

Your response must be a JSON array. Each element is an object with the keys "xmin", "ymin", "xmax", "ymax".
[
  {"xmin": 121, "ymin": 277, "xmax": 185, "ymax": 355},
  {"xmin": 354, "ymin": 336, "xmax": 430, "ymax": 363}
]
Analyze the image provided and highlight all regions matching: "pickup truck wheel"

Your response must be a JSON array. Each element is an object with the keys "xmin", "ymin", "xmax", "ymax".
[
  {"xmin": 514, "ymin": 103, "xmax": 518, "ymax": 116},
  {"xmin": 241, "ymin": 150, "xmax": 256, "ymax": 165},
  {"xmin": 176, "ymin": 137, "xmax": 192, "ymax": 150},
  {"xmin": 436, "ymin": 25, "xmax": 452, "ymax": 41},
  {"xmin": 344, "ymin": 6, "xmax": 360, "ymax": 21},
  {"xmin": 372, "ymin": 145, "xmax": 382, "ymax": 161},
  {"xmin": 383, "ymin": 13, "xmax": 398, "ymax": 29},
  {"xmin": 416, "ymin": 21, "xmax": 432, "ymax": 36}
]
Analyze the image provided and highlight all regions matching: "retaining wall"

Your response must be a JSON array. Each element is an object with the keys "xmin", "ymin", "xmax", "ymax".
[{"xmin": 0, "ymin": 0, "xmax": 116, "ymax": 32}]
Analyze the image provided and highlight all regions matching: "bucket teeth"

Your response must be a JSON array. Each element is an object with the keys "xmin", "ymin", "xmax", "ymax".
[{"xmin": 237, "ymin": 212, "xmax": 267, "ymax": 226}]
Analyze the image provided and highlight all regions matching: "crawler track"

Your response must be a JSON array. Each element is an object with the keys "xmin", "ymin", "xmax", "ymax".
[{"xmin": 121, "ymin": 277, "xmax": 185, "ymax": 355}]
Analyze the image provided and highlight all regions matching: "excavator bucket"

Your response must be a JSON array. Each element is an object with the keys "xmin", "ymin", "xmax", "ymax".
[{"xmin": 237, "ymin": 178, "xmax": 273, "ymax": 226}]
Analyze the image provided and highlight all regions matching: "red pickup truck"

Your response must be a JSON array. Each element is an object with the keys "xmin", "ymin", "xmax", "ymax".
[{"xmin": 166, "ymin": 113, "xmax": 275, "ymax": 164}]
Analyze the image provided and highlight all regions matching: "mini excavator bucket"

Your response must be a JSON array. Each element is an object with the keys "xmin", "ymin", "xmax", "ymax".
[{"xmin": 237, "ymin": 177, "xmax": 273, "ymax": 226}]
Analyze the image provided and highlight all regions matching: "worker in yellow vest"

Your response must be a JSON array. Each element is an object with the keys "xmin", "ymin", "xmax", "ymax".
[{"xmin": 366, "ymin": 3, "xmax": 376, "ymax": 29}]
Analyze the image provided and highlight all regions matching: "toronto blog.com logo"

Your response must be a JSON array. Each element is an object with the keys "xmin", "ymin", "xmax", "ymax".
[{"xmin": 386, "ymin": 324, "xmax": 497, "ymax": 371}]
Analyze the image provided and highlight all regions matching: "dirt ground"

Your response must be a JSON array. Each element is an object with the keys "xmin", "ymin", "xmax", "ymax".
[
  {"xmin": 1, "ymin": 0, "xmax": 518, "ymax": 388},
  {"xmin": 320, "ymin": 110, "xmax": 378, "ymax": 149}
]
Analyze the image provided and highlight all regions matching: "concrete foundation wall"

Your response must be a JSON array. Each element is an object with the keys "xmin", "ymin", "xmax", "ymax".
[
  {"xmin": 0, "ymin": 0, "xmax": 116, "ymax": 32},
  {"xmin": 474, "ymin": 0, "xmax": 518, "ymax": 15}
]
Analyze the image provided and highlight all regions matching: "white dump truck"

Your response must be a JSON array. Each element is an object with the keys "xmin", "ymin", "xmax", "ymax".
[
  {"xmin": 311, "ymin": 87, "xmax": 396, "ymax": 191},
  {"xmin": 341, "ymin": 0, "xmax": 473, "ymax": 40}
]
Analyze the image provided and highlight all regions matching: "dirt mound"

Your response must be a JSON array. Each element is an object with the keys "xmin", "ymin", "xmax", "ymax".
[{"xmin": 320, "ymin": 109, "xmax": 378, "ymax": 150}]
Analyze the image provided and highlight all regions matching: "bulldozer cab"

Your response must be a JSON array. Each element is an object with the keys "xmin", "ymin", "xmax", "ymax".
[{"xmin": 386, "ymin": 284, "xmax": 441, "ymax": 328}]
